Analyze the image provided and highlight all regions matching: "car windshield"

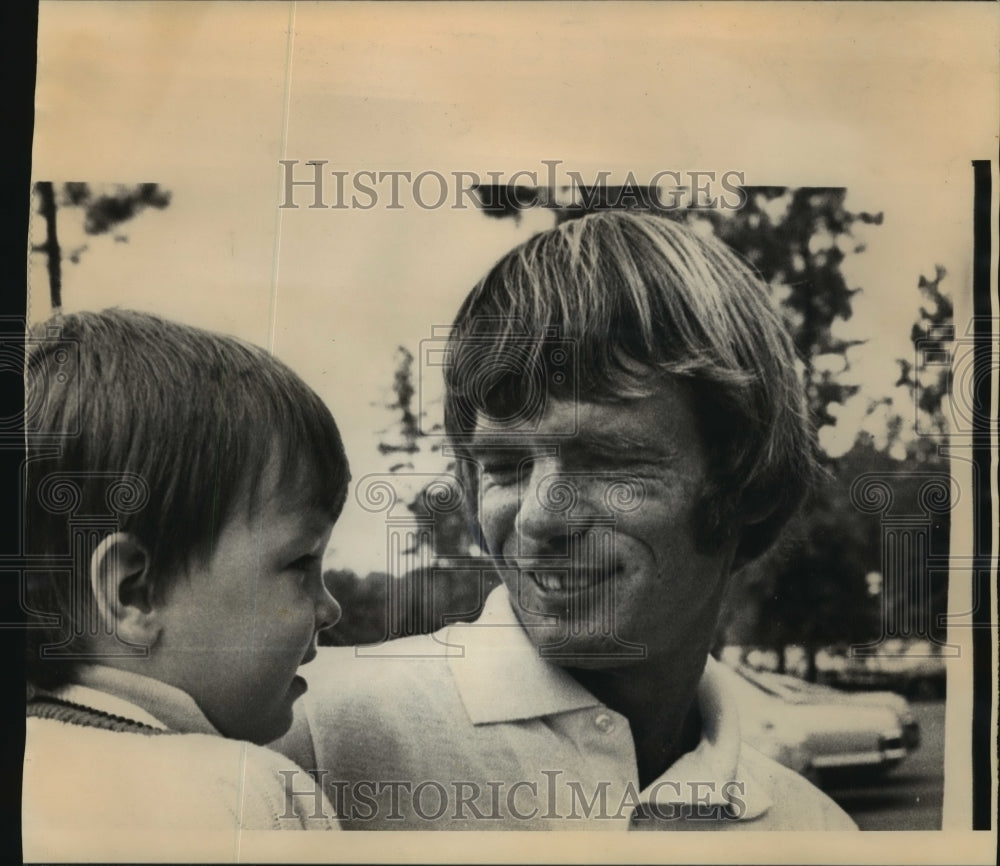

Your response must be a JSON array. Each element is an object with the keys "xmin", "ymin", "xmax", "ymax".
[{"xmin": 733, "ymin": 667, "xmax": 787, "ymax": 699}]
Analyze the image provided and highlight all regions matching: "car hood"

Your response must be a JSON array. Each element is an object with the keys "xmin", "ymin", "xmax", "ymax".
[{"xmin": 763, "ymin": 702, "xmax": 901, "ymax": 741}]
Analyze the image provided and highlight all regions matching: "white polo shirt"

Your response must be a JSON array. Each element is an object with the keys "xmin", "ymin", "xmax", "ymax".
[{"xmin": 279, "ymin": 586, "xmax": 856, "ymax": 830}]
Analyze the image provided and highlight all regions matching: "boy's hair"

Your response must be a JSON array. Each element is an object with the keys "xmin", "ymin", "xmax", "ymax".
[
  {"xmin": 443, "ymin": 210, "xmax": 820, "ymax": 563},
  {"xmin": 25, "ymin": 308, "xmax": 350, "ymax": 689}
]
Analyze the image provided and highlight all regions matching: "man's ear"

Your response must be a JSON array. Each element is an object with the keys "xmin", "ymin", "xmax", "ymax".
[{"xmin": 89, "ymin": 532, "xmax": 161, "ymax": 646}]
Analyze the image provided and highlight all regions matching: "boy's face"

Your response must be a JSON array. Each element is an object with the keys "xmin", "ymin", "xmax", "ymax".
[{"xmin": 155, "ymin": 484, "xmax": 341, "ymax": 744}]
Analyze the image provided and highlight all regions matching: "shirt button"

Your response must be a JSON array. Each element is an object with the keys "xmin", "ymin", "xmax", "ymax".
[{"xmin": 594, "ymin": 712, "xmax": 615, "ymax": 733}]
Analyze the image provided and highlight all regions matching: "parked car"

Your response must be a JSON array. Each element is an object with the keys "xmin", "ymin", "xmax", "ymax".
[
  {"xmin": 817, "ymin": 640, "xmax": 947, "ymax": 700},
  {"xmin": 718, "ymin": 663, "xmax": 910, "ymax": 787},
  {"xmin": 738, "ymin": 666, "xmax": 920, "ymax": 751}
]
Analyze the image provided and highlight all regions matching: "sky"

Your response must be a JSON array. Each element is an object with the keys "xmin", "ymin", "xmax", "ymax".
[{"xmin": 30, "ymin": 1, "xmax": 997, "ymax": 577}]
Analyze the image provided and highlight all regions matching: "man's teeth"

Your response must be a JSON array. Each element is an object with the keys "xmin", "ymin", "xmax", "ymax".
[
  {"xmin": 528, "ymin": 569, "xmax": 617, "ymax": 591},
  {"xmin": 535, "ymin": 571, "xmax": 564, "ymax": 591}
]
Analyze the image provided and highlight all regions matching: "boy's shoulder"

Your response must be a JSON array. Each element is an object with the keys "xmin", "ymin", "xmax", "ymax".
[{"xmin": 24, "ymin": 713, "xmax": 337, "ymax": 849}]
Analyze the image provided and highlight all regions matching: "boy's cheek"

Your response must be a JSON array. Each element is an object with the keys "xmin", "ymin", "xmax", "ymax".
[{"xmin": 248, "ymin": 612, "xmax": 317, "ymax": 649}]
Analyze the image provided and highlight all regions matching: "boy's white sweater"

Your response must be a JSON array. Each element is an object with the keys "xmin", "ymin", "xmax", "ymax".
[{"xmin": 23, "ymin": 666, "xmax": 338, "ymax": 861}]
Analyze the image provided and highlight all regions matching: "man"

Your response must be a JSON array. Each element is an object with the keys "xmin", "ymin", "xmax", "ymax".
[{"xmin": 275, "ymin": 210, "xmax": 856, "ymax": 830}]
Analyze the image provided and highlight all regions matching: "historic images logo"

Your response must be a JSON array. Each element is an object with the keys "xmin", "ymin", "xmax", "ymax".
[{"xmin": 278, "ymin": 160, "xmax": 748, "ymax": 212}]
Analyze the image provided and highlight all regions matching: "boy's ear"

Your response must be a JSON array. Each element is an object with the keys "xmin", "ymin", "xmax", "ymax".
[{"xmin": 89, "ymin": 532, "xmax": 161, "ymax": 646}]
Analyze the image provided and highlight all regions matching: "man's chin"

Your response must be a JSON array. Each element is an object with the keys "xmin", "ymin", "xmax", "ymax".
[
  {"xmin": 508, "ymin": 595, "xmax": 648, "ymax": 667},
  {"xmin": 525, "ymin": 629, "xmax": 648, "ymax": 670}
]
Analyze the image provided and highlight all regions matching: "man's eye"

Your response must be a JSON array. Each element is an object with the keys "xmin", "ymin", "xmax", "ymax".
[{"xmin": 481, "ymin": 460, "xmax": 525, "ymax": 483}]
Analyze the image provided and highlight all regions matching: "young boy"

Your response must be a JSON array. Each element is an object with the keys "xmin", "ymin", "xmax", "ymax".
[{"xmin": 22, "ymin": 309, "xmax": 346, "ymax": 856}]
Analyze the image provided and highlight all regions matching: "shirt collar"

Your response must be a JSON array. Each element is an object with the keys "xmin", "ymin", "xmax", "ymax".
[
  {"xmin": 58, "ymin": 665, "xmax": 222, "ymax": 736},
  {"xmin": 639, "ymin": 658, "xmax": 772, "ymax": 819},
  {"xmin": 448, "ymin": 585, "xmax": 771, "ymax": 820},
  {"xmin": 448, "ymin": 586, "xmax": 603, "ymax": 723}
]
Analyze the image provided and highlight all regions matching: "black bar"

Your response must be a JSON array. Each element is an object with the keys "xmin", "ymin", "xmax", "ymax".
[
  {"xmin": 970, "ymin": 158, "xmax": 994, "ymax": 831},
  {"xmin": 1, "ymin": 1, "xmax": 38, "ymax": 860}
]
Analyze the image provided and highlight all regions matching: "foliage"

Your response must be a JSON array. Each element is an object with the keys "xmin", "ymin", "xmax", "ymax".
[
  {"xmin": 376, "ymin": 346, "xmax": 422, "ymax": 459},
  {"xmin": 321, "ymin": 564, "xmax": 500, "ymax": 647},
  {"xmin": 61, "ymin": 182, "xmax": 172, "ymax": 238},
  {"xmin": 893, "ymin": 265, "xmax": 952, "ymax": 454},
  {"xmin": 31, "ymin": 181, "xmax": 172, "ymax": 312}
]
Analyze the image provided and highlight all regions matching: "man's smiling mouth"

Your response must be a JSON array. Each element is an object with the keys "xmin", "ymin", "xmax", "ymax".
[{"xmin": 521, "ymin": 565, "xmax": 624, "ymax": 595}]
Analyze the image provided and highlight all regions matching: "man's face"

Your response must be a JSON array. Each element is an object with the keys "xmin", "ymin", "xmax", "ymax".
[
  {"xmin": 155, "ymin": 482, "xmax": 341, "ymax": 744},
  {"xmin": 470, "ymin": 377, "xmax": 737, "ymax": 670}
]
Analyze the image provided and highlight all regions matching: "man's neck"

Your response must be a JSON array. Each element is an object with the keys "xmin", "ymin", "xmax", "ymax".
[{"xmin": 569, "ymin": 659, "xmax": 706, "ymax": 789}]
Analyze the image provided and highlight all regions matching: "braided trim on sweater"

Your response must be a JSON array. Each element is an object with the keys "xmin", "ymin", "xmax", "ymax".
[{"xmin": 27, "ymin": 696, "xmax": 177, "ymax": 735}]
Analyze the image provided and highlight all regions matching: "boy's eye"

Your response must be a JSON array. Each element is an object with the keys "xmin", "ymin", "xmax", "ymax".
[{"xmin": 288, "ymin": 554, "xmax": 321, "ymax": 574}]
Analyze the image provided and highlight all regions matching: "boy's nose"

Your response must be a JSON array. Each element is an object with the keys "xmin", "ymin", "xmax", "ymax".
[{"xmin": 315, "ymin": 583, "xmax": 341, "ymax": 632}]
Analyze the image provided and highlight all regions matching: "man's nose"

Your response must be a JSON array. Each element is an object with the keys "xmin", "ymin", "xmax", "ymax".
[{"xmin": 515, "ymin": 461, "xmax": 590, "ymax": 558}]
